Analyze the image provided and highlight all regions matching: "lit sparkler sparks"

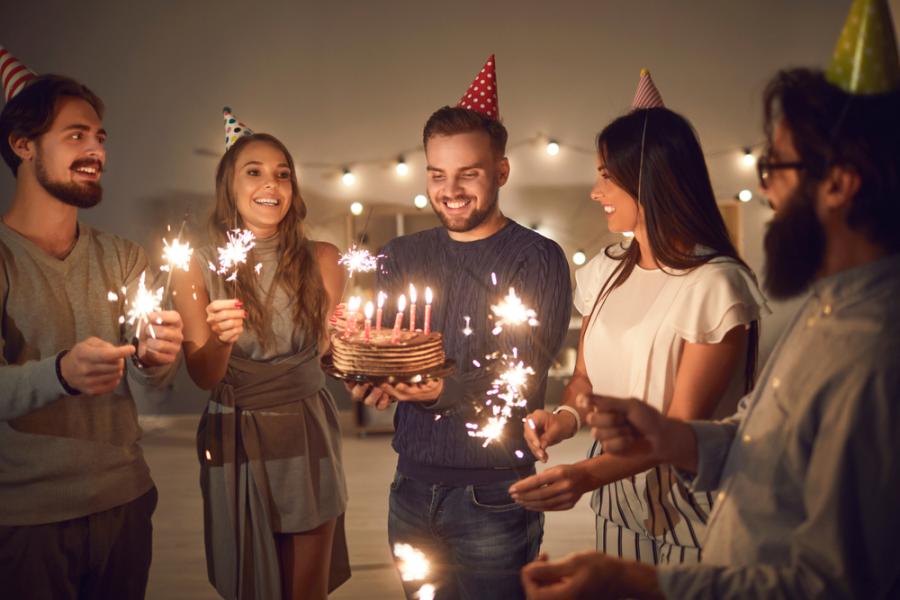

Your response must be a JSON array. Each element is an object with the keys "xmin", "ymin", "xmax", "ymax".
[
  {"xmin": 338, "ymin": 245, "xmax": 381, "ymax": 277},
  {"xmin": 393, "ymin": 543, "xmax": 430, "ymax": 582},
  {"xmin": 160, "ymin": 237, "xmax": 193, "ymax": 274},
  {"xmin": 490, "ymin": 287, "xmax": 538, "ymax": 335},
  {"xmin": 467, "ymin": 353, "xmax": 535, "ymax": 447},
  {"xmin": 213, "ymin": 228, "xmax": 256, "ymax": 282},
  {"xmin": 125, "ymin": 271, "xmax": 164, "ymax": 340}
]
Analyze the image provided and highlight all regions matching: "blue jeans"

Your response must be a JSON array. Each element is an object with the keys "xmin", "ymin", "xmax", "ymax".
[{"xmin": 387, "ymin": 471, "xmax": 543, "ymax": 600}]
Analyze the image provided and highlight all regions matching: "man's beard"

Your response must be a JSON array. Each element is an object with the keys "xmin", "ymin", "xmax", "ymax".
[
  {"xmin": 35, "ymin": 150, "xmax": 103, "ymax": 209},
  {"xmin": 431, "ymin": 191, "xmax": 498, "ymax": 233},
  {"xmin": 763, "ymin": 180, "xmax": 826, "ymax": 300}
]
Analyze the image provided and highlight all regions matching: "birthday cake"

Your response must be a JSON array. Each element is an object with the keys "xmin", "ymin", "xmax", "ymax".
[{"xmin": 330, "ymin": 330, "xmax": 445, "ymax": 377}]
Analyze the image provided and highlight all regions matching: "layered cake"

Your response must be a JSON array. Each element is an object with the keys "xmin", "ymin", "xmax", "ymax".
[{"xmin": 330, "ymin": 330, "xmax": 445, "ymax": 377}]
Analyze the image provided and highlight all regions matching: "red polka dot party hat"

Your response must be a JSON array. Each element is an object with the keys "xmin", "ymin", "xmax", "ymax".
[{"xmin": 456, "ymin": 54, "xmax": 500, "ymax": 120}]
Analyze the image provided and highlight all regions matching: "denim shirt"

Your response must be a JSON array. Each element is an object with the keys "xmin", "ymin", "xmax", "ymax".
[{"xmin": 658, "ymin": 255, "xmax": 900, "ymax": 599}]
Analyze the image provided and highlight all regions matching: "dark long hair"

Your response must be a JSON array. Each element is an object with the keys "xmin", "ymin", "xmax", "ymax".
[
  {"xmin": 590, "ymin": 107, "xmax": 759, "ymax": 390},
  {"xmin": 211, "ymin": 133, "xmax": 328, "ymax": 349}
]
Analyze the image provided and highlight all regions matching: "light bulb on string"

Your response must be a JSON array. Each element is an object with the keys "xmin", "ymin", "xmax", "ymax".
[
  {"xmin": 341, "ymin": 168, "xmax": 356, "ymax": 186},
  {"xmin": 545, "ymin": 140, "xmax": 560, "ymax": 156},
  {"xmin": 572, "ymin": 250, "xmax": 587, "ymax": 266},
  {"xmin": 350, "ymin": 201, "xmax": 364, "ymax": 216},
  {"xmin": 414, "ymin": 194, "xmax": 428, "ymax": 209},
  {"xmin": 395, "ymin": 156, "xmax": 409, "ymax": 176},
  {"xmin": 741, "ymin": 147, "xmax": 756, "ymax": 167},
  {"xmin": 737, "ymin": 189, "xmax": 753, "ymax": 203}
]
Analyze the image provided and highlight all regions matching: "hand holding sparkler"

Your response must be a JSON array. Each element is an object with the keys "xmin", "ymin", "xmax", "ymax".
[
  {"xmin": 57, "ymin": 337, "xmax": 136, "ymax": 396},
  {"xmin": 135, "ymin": 309, "xmax": 184, "ymax": 367},
  {"xmin": 521, "ymin": 408, "xmax": 580, "ymax": 463},
  {"xmin": 205, "ymin": 299, "xmax": 247, "ymax": 345}
]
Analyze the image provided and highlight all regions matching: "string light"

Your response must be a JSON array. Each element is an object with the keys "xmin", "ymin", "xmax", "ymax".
[
  {"xmin": 741, "ymin": 147, "xmax": 756, "ymax": 167},
  {"xmin": 414, "ymin": 194, "xmax": 428, "ymax": 209},
  {"xmin": 545, "ymin": 140, "xmax": 560, "ymax": 156},
  {"xmin": 395, "ymin": 156, "xmax": 409, "ymax": 176},
  {"xmin": 342, "ymin": 168, "xmax": 356, "ymax": 186},
  {"xmin": 572, "ymin": 250, "xmax": 587, "ymax": 266},
  {"xmin": 350, "ymin": 201, "xmax": 364, "ymax": 215},
  {"xmin": 737, "ymin": 189, "xmax": 753, "ymax": 203}
]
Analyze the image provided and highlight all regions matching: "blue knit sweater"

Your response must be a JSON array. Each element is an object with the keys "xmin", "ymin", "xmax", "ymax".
[{"xmin": 377, "ymin": 220, "xmax": 572, "ymax": 484}]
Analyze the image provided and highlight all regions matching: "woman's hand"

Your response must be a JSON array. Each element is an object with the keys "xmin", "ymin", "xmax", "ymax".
[{"xmin": 206, "ymin": 299, "xmax": 246, "ymax": 344}]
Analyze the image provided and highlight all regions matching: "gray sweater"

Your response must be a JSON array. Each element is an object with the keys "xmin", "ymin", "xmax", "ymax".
[{"xmin": 0, "ymin": 222, "xmax": 175, "ymax": 525}]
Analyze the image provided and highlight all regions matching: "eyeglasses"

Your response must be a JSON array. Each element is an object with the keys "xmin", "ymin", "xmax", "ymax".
[{"xmin": 757, "ymin": 155, "xmax": 805, "ymax": 189}]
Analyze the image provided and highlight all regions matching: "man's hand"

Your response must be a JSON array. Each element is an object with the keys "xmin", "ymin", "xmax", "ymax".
[
  {"xmin": 524, "ymin": 408, "xmax": 579, "ymax": 463},
  {"xmin": 521, "ymin": 551, "xmax": 662, "ymax": 600},
  {"xmin": 346, "ymin": 383, "xmax": 394, "ymax": 411},
  {"xmin": 206, "ymin": 299, "xmax": 245, "ymax": 345},
  {"xmin": 137, "ymin": 310, "xmax": 184, "ymax": 366},
  {"xmin": 378, "ymin": 378, "xmax": 443, "ymax": 403},
  {"xmin": 578, "ymin": 393, "xmax": 698, "ymax": 472},
  {"xmin": 509, "ymin": 462, "xmax": 595, "ymax": 511},
  {"xmin": 60, "ymin": 337, "xmax": 136, "ymax": 395}
]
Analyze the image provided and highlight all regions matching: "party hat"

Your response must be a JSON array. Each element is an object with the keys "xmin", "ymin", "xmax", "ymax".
[
  {"xmin": 825, "ymin": 0, "xmax": 900, "ymax": 94},
  {"xmin": 0, "ymin": 45, "xmax": 37, "ymax": 102},
  {"xmin": 223, "ymin": 106, "xmax": 254, "ymax": 151},
  {"xmin": 631, "ymin": 68, "xmax": 665, "ymax": 109},
  {"xmin": 456, "ymin": 55, "xmax": 500, "ymax": 119}
]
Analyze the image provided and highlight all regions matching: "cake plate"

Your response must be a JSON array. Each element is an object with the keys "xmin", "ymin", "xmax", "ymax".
[{"xmin": 322, "ymin": 356, "xmax": 456, "ymax": 385}]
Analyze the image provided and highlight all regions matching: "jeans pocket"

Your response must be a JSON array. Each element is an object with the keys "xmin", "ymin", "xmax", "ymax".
[
  {"xmin": 468, "ymin": 482, "xmax": 522, "ymax": 513},
  {"xmin": 389, "ymin": 472, "xmax": 406, "ymax": 493}
]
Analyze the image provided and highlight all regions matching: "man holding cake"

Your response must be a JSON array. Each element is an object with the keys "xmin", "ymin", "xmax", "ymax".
[{"xmin": 350, "ymin": 55, "xmax": 571, "ymax": 599}]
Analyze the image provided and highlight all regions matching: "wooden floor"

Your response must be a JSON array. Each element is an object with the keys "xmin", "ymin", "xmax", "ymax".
[{"xmin": 141, "ymin": 414, "xmax": 596, "ymax": 599}]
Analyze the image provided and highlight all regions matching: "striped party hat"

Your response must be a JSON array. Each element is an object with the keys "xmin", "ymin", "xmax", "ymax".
[
  {"xmin": 456, "ymin": 55, "xmax": 500, "ymax": 120},
  {"xmin": 825, "ymin": 0, "xmax": 900, "ymax": 95},
  {"xmin": 0, "ymin": 45, "xmax": 37, "ymax": 102},
  {"xmin": 223, "ymin": 106, "xmax": 254, "ymax": 151},
  {"xmin": 631, "ymin": 68, "xmax": 665, "ymax": 109}
]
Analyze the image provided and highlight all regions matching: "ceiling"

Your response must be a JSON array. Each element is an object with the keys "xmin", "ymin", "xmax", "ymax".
[{"xmin": 2, "ymin": 0, "xmax": 895, "ymax": 262}]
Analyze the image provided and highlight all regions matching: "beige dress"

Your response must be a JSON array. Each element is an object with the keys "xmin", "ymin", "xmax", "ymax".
[{"xmin": 196, "ymin": 234, "xmax": 349, "ymax": 599}]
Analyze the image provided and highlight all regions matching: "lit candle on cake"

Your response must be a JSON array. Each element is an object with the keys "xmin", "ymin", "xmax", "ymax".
[
  {"xmin": 409, "ymin": 284, "xmax": 417, "ymax": 331},
  {"xmin": 363, "ymin": 301, "xmax": 374, "ymax": 341},
  {"xmin": 347, "ymin": 296, "xmax": 361, "ymax": 336},
  {"xmin": 376, "ymin": 291, "xmax": 386, "ymax": 332},
  {"xmin": 391, "ymin": 294, "xmax": 407, "ymax": 343},
  {"xmin": 423, "ymin": 287, "xmax": 433, "ymax": 335}
]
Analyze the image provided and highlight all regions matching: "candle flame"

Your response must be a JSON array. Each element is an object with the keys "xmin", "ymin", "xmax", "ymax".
[
  {"xmin": 377, "ymin": 290, "xmax": 387, "ymax": 308},
  {"xmin": 364, "ymin": 301, "xmax": 374, "ymax": 319},
  {"xmin": 397, "ymin": 294, "xmax": 407, "ymax": 312},
  {"xmin": 409, "ymin": 283, "xmax": 417, "ymax": 304},
  {"xmin": 425, "ymin": 286, "xmax": 433, "ymax": 304}
]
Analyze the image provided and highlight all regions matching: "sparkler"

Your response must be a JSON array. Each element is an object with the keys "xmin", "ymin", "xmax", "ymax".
[
  {"xmin": 338, "ymin": 245, "xmax": 381, "ymax": 278},
  {"xmin": 160, "ymin": 219, "xmax": 193, "ymax": 303},
  {"xmin": 467, "ymin": 351, "xmax": 535, "ymax": 447},
  {"xmin": 393, "ymin": 543, "xmax": 430, "ymax": 582},
  {"xmin": 125, "ymin": 271, "xmax": 164, "ymax": 340},
  {"xmin": 489, "ymin": 287, "xmax": 539, "ymax": 335},
  {"xmin": 212, "ymin": 229, "xmax": 256, "ymax": 295}
]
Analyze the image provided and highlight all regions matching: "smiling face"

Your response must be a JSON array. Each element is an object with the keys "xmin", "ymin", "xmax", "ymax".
[
  {"xmin": 30, "ymin": 96, "xmax": 106, "ymax": 208},
  {"xmin": 590, "ymin": 156, "xmax": 641, "ymax": 234},
  {"xmin": 424, "ymin": 130, "xmax": 509, "ymax": 240},
  {"xmin": 231, "ymin": 140, "xmax": 294, "ymax": 238}
]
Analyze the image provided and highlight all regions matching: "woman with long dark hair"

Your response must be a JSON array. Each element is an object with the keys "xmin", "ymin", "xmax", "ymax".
[
  {"xmin": 172, "ymin": 128, "xmax": 349, "ymax": 598},
  {"xmin": 512, "ymin": 99, "xmax": 768, "ymax": 564}
]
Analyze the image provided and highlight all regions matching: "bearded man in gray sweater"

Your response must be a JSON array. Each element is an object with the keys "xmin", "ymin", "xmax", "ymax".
[{"xmin": 0, "ymin": 73, "xmax": 183, "ymax": 599}]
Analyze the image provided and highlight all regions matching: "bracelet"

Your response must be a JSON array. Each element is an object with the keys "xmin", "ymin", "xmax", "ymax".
[
  {"xmin": 55, "ymin": 351, "xmax": 81, "ymax": 396},
  {"xmin": 553, "ymin": 404, "xmax": 582, "ymax": 432}
]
